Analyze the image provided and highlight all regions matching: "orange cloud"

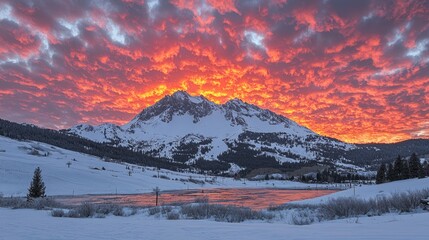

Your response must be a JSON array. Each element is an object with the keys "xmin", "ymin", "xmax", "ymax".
[{"xmin": 0, "ymin": 0, "xmax": 428, "ymax": 144}]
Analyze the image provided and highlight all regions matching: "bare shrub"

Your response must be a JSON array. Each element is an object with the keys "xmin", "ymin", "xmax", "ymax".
[
  {"xmin": 318, "ymin": 189, "xmax": 429, "ymax": 220},
  {"xmin": 32, "ymin": 197, "xmax": 62, "ymax": 210},
  {"xmin": 148, "ymin": 206, "xmax": 161, "ymax": 216},
  {"xmin": 126, "ymin": 207, "xmax": 138, "ymax": 216},
  {"xmin": 75, "ymin": 202, "xmax": 95, "ymax": 218},
  {"xmin": 372, "ymin": 195, "xmax": 391, "ymax": 215},
  {"xmin": 0, "ymin": 197, "xmax": 27, "ymax": 209},
  {"xmin": 181, "ymin": 204, "xmax": 208, "ymax": 219},
  {"xmin": 161, "ymin": 206, "xmax": 173, "ymax": 214},
  {"xmin": 167, "ymin": 212, "xmax": 180, "ymax": 220},
  {"xmin": 0, "ymin": 196, "xmax": 61, "ymax": 210},
  {"xmin": 112, "ymin": 207, "xmax": 124, "ymax": 216},
  {"xmin": 180, "ymin": 204, "xmax": 273, "ymax": 223},
  {"xmin": 389, "ymin": 190, "xmax": 429, "ymax": 213},
  {"xmin": 51, "ymin": 209, "xmax": 65, "ymax": 217},
  {"xmin": 269, "ymin": 203, "xmax": 318, "ymax": 211},
  {"xmin": 64, "ymin": 209, "xmax": 80, "ymax": 218},
  {"xmin": 94, "ymin": 204, "xmax": 123, "ymax": 216},
  {"xmin": 290, "ymin": 210, "xmax": 318, "ymax": 225}
]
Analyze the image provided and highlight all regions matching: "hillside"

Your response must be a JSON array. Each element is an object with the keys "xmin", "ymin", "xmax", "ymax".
[{"xmin": 0, "ymin": 136, "xmax": 307, "ymax": 197}]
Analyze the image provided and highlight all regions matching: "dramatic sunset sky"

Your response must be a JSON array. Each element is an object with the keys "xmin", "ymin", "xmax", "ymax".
[{"xmin": 0, "ymin": 0, "xmax": 428, "ymax": 143}]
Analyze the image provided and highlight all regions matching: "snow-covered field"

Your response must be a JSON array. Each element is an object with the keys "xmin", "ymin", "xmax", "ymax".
[
  {"xmin": 296, "ymin": 177, "xmax": 429, "ymax": 204},
  {"xmin": 0, "ymin": 136, "xmax": 309, "ymax": 197},
  {"xmin": 1, "ymin": 208, "xmax": 428, "ymax": 240}
]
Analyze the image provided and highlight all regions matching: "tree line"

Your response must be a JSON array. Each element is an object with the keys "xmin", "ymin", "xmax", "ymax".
[{"xmin": 376, "ymin": 153, "xmax": 428, "ymax": 184}]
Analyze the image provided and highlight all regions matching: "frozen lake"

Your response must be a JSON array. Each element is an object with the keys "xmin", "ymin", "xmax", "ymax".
[{"xmin": 56, "ymin": 188, "xmax": 338, "ymax": 210}]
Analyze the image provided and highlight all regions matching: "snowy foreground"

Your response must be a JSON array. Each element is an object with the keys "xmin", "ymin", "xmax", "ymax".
[
  {"xmin": 1, "ymin": 208, "xmax": 428, "ymax": 240},
  {"xmin": 2, "ymin": 136, "xmax": 429, "ymax": 239}
]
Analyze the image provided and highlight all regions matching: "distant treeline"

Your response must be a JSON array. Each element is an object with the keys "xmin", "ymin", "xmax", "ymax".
[
  {"xmin": 376, "ymin": 153, "xmax": 429, "ymax": 184},
  {"xmin": 0, "ymin": 118, "xmax": 186, "ymax": 171}
]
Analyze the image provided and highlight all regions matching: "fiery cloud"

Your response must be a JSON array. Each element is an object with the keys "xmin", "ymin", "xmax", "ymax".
[{"xmin": 0, "ymin": 0, "xmax": 428, "ymax": 143}]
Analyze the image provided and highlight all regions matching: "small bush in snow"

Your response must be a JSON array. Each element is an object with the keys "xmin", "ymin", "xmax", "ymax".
[
  {"xmin": 161, "ymin": 206, "xmax": 173, "ymax": 214},
  {"xmin": 112, "ymin": 206, "xmax": 125, "ymax": 216},
  {"xmin": 166, "ymin": 212, "xmax": 180, "ymax": 220},
  {"xmin": 64, "ymin": 209, "xmax": 81, "ymax": 218},
  {"xmin": 268, "ymin": 203, "xmax": 318, "ymax": 211},
  {"xmin": 148, "ymin": 206, "xmax": 161, "ymax": 216},
  {"xmin": 181, "ymin": 203, "xmax": 209, "ymax": 219},
  {"xmin": 32, "ymin": 197, "xmax": 62, "ymax": 210},
  {"xmin": 180, "ymin": 203, "xmax": 273, "ymax": 223},
  {"xmin": 51, "ymin": 209, "xmax": 65, "ymax": 217},
  {"xmin": 94, "ymin": 204, "xmax": 123, "ymax": 216},
  {"xmin": 320, "ymin": 197, "xmax": 371, "ymax": 219},
  {"xmin": 0, "ymin": 196, "xmax": 61, "ymax": 210},
  {"xmin": 390, "ymin": 190, "xmax": 428, "ymax": 213},
  {"xmin": 75, "ymin": 202, "xmax": 95, "ymax": 218},
  {"xmin": 290, "ymin": 210, "xmax": 318, "ymax": 225}
]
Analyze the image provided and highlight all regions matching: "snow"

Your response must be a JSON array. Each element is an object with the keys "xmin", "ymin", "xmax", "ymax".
[
  {"xmin": 335, "ymin": 161, "xmax": 366, "ymax": 171},
  {"xmin": 0, "ymin": 136, "xmax": 308, "ymax": 197},
  {"xmin": 1, "ymin": 208, "xmax": 428, "ymax": 240},
  {"xmin": 227, "ymin": 163, "xmax": 242, "ymax": 174},
  {"xmin": 67, "ymin": 91, "xmax": 357, "ymax": 164},
  {"xmin": 2, "ymin": 135, "xmax": 429, "ymax": 239},
  {"xmin": 296, "ymin": 177, "xmax": 429, "ymax": 204}
]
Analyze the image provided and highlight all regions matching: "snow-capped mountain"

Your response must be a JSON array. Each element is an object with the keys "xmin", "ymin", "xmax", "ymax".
[{"xmin": 67, "ymin": 91, "xmax": 356, "ymax": 168}]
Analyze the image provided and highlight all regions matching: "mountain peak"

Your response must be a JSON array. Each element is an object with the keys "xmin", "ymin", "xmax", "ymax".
[
  {"xmin": 171, "ymin": 90, "xmax": 190, "ymax": 99},
  {"xmin": 131, "ymin": 91, "xmax": 215, "ymax": 123},
  {"xmin": 170, "ymin": 90, "xmax": 208, "ymax": 104}
]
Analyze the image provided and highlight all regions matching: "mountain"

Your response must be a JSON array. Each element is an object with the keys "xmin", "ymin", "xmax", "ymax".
[{"xmin": 66, "ymin": 91, "xmax": 364, "ymax": 171}]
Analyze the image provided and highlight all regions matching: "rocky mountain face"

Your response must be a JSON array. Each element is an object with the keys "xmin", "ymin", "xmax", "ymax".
[{"xmin": 67, "ymin": 91, "xmax": 368, "ymax": 171}]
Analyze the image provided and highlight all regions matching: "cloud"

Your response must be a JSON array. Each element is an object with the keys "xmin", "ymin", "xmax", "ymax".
[{"xmin": 0, "ymin": 0, "xmax": 428, "ymax": 143}]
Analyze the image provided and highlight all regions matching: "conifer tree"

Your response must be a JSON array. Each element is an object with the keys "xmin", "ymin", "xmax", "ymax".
[
  {"xmin": 418, "ymin": 164, "xmax": 425, "ymax": 179},
  {"xmin": 392, "ymin": 155, "xmax": 403, "ymax": 181},
  {"xmin": 423, "ymin": 161, "xmax": 429, "ymax": 177},
  {"xmin": 27, "ymin": 167, "xmax": 46, "ymax": 201},
  {"xmin": 408, "ymin": 153, "xmax": 421, "ymax": 178},
  {"xmin": 401, "ymin": 160, "xmax": 410, "ymax": 180},
  {"xmin": 386, "ymin": 163, "xmax": 394, "ymax": 182},
  {"xmin": 376, "ymin": 163, "xmax": 386, "ymax": 184}
]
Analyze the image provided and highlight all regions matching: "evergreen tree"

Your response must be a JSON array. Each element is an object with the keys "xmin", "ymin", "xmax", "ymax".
[
  {"xmin": 27, "ymin": 167, "xmax": 46, "ymax": 200},
  {"xmin": 418, "ymin": 164, "xmax": 425, "ymax": 179},
  {"xmin": 392, "ymin": 155, "xmax": 403, "ymax": 181},
  {"xmin": 386, "ymin": 163, "xmax": 394, "ymax": 181},
  {"xmin": 424, "ymin": 161, "xmax": 429, "ymax": 177},
  {"xmin": 401, "ymin": 160, "xmax": 410, "ymax": 180},
  {"xmin": 408, "ymin": 153, "xmax": 421, "ymax": 178},
  {"xmin": 375, "ymin": 163, "xmax": 386, "ymax": 184}
]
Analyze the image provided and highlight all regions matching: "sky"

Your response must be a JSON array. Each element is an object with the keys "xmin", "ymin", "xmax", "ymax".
[{"xmin": 0, "ymin": 0, "xmax": 428, "ymax": 144}]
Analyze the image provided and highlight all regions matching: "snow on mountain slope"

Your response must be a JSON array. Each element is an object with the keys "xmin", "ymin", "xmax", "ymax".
[
  {"xmin": 67, "ymin": 91, "xmax": 356, "ymax": 167},
  {"xmin": 0, "ymin": 136, "xmax": 307, "ymax": 197}
]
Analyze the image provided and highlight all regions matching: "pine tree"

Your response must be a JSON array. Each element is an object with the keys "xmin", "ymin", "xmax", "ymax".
[
  {"xmin": 27, "ymin": 167, "xmax": 46, "ymax": 201},
  {"xmin": 401, "ymin": 160, "xmax": 410, "ymax": 179},
  {"xmin": 422, "ymin": 161, "xmax": 429, "ymax": 177},
  {"xmin": 408, "ymin": 153, "xmax": 421, "ymax": 178},
  {"xmin": 376, "ymin": 163, "xmax": 386, "ymax": 184},
  {"xmin": 386, "ymin": 163, "xmax": 394, "ymax": 182},
  {"xmin": 418, "ymin": 164, "xmax": 425, "ymax": 179},
  {"xmin": 392, "ymin": 155, "xmax": 403, "ymax": 181}
]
